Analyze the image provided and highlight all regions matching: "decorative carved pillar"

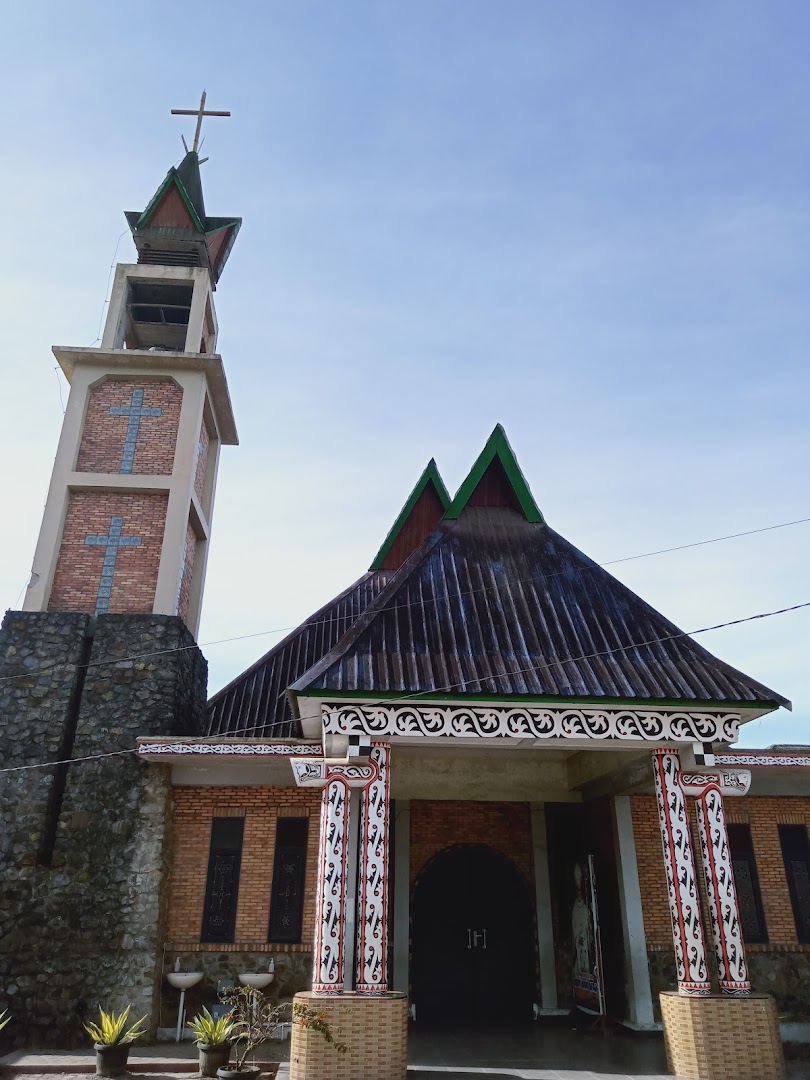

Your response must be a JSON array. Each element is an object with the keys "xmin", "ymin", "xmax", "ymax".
[
  {"xmin": 651, "ymin": 749, "xmax": 711, "ymax": 995},
  {"xmin": 356, "ymin": 743, "xmax": 391, "ymax": 993},
  {"xmin": 290, "ymin": 756, "xmax": 381, "ymax": 996},
  {"xmin": 312, "ymin": 776, "xmax": 350, "ymax": 994},
  {"xmin": 681, "ymin": 770, "xmax": 752, "ymax": 996}
]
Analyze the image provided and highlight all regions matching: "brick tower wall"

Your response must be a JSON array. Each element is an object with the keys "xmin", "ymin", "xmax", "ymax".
[
  {"xmin": 76, "ymin": 379, "xmax": 182, "ymax": 475},
  {"xmin": 0, "ymin": 610, "xmax": 207, "ymax": 1049},
  {"xmin": 48, "ymin": 491, "xmax": 168, "ymax": 614}
]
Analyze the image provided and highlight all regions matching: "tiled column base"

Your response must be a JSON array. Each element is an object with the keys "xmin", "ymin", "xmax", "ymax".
[
  {"xmin": 660, "ymin": 992, "xmax": 784, "ymax": 1080},
  {"xmin": 290, "ymin": 991, "xmax": 408, "ymax": 1080}
]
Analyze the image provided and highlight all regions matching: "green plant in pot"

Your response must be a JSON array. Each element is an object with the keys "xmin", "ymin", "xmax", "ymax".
[
  {"xmin": 84, "ymin": 1005, "xmax": 147, "ymax": 1078},
  {"xmin": 0, "ymin": 1010, "xmax": 10, "ymax": 1034},
  {"xmin": 214, "ymin": 985, "xmax": 345, "ymax": 1079},
  {"xmin": 188, "ymin": 1007, "xmax": 242, "ymax": 1078}
]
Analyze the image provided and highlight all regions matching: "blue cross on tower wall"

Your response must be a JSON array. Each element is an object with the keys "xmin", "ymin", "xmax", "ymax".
[
  {"xmin": 109, "ymin": 388, "xmax": 162, "ymax": 474},
  {"xmin": 84, "ymin": 516, "xmax": 143, "ymax": 615}
]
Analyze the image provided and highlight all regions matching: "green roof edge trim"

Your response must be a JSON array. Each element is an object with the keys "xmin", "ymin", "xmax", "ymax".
[
  {"xmin": 137, "ymin": 169, "xmax": 205, "ymax": 234},
  {"xmin": 445, "ymin": 424, "xmax": 544, "ymax": 523},
  {"xmin": 368, "ymin": 459, "xmax": 451, "ymax": 571}
]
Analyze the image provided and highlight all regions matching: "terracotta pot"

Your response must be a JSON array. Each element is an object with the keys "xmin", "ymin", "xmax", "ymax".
[
  {"xmin": 198, "ymin": 1042, "xmax": 231, "ymax": 1078},
  {"xmin": 216, "ymin": 1068, "xmax": 261, "ymax": 1080},
  {"xmin": 94, "ymin": 1042, "xmax": 131, "ymax": 1078}
]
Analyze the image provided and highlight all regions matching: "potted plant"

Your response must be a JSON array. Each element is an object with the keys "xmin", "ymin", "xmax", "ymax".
[
  {"xmin": 84, "ymin": 1005, "xmax": 147, "ymax": 1078},
  {"xmin": 188, "ymin": 1006, "xmax": 242, "ymax": 1078},
  {"xmin": 0, "ymin": 1010, "xmax": 10, "ymax": 1033}
]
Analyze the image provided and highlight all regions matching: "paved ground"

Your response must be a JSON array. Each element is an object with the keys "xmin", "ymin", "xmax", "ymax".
[{"xmin": 3, "ymin": 1024, "xmax": 809, "ymax": 1079}]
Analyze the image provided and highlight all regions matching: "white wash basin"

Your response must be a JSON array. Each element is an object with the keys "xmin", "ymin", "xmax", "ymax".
[
  {"xmin": 166, "ymin": 971, "xmax": 204, "ymax": 990},
  {"xmin": 239, "ymin": 973, "xmax": 275, "ymax": 990}
]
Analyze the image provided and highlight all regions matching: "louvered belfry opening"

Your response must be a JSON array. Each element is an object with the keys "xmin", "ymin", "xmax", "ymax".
[{"xmin": 137, "ymin": 245, "xmax": 202, "ymax": 268}]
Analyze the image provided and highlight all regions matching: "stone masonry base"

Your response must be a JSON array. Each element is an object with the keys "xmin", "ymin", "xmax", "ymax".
[
  {"xmin": 660, "ymin": 992, "xmax": 784, "ymax": 1080},
  {"xmin": 290, "ymin": 992, "xmax": 407, "ymax": 1080}
]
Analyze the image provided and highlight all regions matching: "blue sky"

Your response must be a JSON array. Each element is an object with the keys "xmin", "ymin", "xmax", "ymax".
[{"xmin": 1, "ymin": 2, "xmax": 808, "ymax": 747}]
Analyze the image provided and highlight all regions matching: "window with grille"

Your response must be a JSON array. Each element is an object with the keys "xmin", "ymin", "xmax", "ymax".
[
  {"xmin": 727, "ymin": 824, "xmax": 767, "ymax": 944},
  {"xmin": 268, "ymin": 817, "xmax": 309, "ymax": 943},
  {"xmin": 779, "ymin": 824, "xmax": 810, "ymax": 944},
  {"xmin": 201, "ymin": 817, "xmax": 244, "ymax": 944}
]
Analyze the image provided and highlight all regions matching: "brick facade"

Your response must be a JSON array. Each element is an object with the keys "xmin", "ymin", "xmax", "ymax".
[
  {"xmin": 194, "ymin": 420, "xmax": 210, "ymax": 502},
  {"xmin": 178, "ymin": 521, "xmax": 198, "ymax": 624},
  {"xmin": 409, "ymin": 799, "xmax": 534, "ymax": 887},
  {"xmin": 48, "ymin": 491, "xmax": 167, "ymax": 613},
  {"xmin": 76, "ymin": 378, "xmax": 182, "ymax": 475},
  {"xmin": 167, "ymin": 786, "xmax": 322, "ymax": 949},
  {"xmin": 633, "ymin": 793, "xmax": 810, "ymax": 950}
]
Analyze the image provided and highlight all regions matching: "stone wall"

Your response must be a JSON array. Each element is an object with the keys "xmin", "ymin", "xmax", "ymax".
[{"xmin": 0, "ymin": 611, "xmax": 207, "ymax": 1049}]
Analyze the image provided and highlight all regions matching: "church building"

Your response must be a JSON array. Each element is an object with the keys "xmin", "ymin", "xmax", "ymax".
[{"xmin": 1, "ymin": 118, "xmax": 809, "ymax": 1080}]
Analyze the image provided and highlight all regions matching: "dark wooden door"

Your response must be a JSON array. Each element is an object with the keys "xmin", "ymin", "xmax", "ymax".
[{"xmin": 411, "ymin": 844, "xmax": 535, "ymax": 1023}]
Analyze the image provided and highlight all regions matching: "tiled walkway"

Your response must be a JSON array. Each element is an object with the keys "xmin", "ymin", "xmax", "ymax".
[
  {"xmin": 3, "ymin": 1024, "xmax": 808, "ymax": 1079},
  {"xmin": 407, "ymin": 1023, "xmax": 672, "ymax": 1078}
]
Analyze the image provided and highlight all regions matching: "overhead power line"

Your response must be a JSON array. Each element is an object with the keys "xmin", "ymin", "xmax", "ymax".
[
  {"xmin": 1, "ymin": 597, "xmax": 807, "ymax": 776},
  {"xmin": 2, "ymin": 513, "xmax": 809, "ymax": 689}
]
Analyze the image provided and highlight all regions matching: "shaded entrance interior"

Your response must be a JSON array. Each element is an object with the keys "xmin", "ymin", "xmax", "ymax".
[
  {"xmin": 411, "ymin": 843, "xmax": 535, "ymax": 1023},
  {"xmin": 406, "ymin": 1021, "xmax": 672, "ymax": 1078}
]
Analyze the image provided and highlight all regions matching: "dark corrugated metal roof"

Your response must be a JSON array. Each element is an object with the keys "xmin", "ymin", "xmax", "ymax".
[
  {"xmin": 290, "ymin": 507, "xmax": 789, "ymax": 707},
  {"xmin": 206, "ymin": 570, "xmax": 395, "ymax": 737}
]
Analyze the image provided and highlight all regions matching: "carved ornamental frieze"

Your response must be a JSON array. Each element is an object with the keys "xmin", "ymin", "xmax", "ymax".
[{"xmin": 322, "ymin": 703, "xmax": 740, "ymax": 744}]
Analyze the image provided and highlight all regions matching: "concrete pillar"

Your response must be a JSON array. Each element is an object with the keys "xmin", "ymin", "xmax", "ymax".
[
  {"xmin": 651, "ymin": 749, "xmax": 711, "ymax": 996},
  {"xmin": 613, "ymin": 796, "xmax": 655, "ymax": 1026},
  {"xmin": 530, "ymin": 803, "xmax": 558, "ymax": 1010},
  {"xmin": 356, "ymin": 743, "xmax": 391, "ymax": 993},
  {"xmin": 313, "ymin": 778, "xmax": 350, "ymax": 994},
  {"xmin": 392, "ymin": 800, "xmax": 410, "ymax": 995}
]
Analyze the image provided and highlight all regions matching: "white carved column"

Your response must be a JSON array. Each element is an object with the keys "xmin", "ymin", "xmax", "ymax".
[
  {"xmin": 290, "ymin": 756, "xmax": 381, "ymax": 996},
  {"xmin": 312, "ymin": 776, "xmax": 350, "ymax": 994},
  {"xmin": 651, "ymin": 749, "xmax": 711, "ymax": 995},
  {"xmin": 356, "ymin": 742, "xmax": 391, "ymax": 993},
  {"xmin": 681, "ymin": 770, "xmax": 752, "ymax": 996}
]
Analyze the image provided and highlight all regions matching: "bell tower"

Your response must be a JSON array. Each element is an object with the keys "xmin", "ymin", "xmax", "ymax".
[{"xmin": 23, "ymin": 101, "xmax": 240, "ymax": 636}]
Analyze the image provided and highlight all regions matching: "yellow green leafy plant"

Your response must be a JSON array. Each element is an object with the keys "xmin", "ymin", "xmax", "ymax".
[
  {"xmin": 188, "ymin": 1007, "xmax": 242, "ymax": 1046},
  {"xmin": 0, "ymin": 1010, "xmax": 10, "ymax": 1033},
  {"xmin": 84, "ymin": 1006, "xmax": 148, "ymax": 1046}
]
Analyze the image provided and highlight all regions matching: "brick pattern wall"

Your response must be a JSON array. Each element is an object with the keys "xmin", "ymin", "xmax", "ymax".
[
  {"xmin": 194, "ymin": 421, "xmax": 210, "ymax": 502},
  {"xmin": 409, "ymin": 800, "xmax": 533, "ymax": 887},
  {"xmin": 168, "ymin": 786, "xmax": 322, "ymax": 949},
  {"xmin": 632, "ymin": 793, "xmax": 810, "ymax": 950},
  {"xmin": 76, "ymin": 379, "xmax": 182, "ymax": 475},
  {"xmin": 177, "ymin": 521, "xmax": 198, "ymax": 624},
  {"xmin": 48, "ymin": 491, "xmax": 167, "ymax": 614}
]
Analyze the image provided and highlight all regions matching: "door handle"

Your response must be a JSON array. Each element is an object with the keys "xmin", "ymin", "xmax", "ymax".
[
  {"xmin": 481, "ymin": 929, "xmax": 487, "ymax": 950},
  {"xmin": 467, "ymin": 928, "xmax": 472, "ymax": 950}
]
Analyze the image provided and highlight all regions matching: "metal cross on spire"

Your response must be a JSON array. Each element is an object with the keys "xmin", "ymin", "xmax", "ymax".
[{"xmin": 171, "ymin": 90, "xmax": 231, "ymax": 154}]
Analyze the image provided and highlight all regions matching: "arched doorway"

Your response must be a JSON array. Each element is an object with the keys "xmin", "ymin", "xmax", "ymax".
[{"xmin": 411, "ymin": 843, "xmax": 535, "ymax": 1024}]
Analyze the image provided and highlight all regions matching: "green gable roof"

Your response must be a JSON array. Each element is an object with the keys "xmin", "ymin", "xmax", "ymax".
[
  {"xmin": 369, "ymin": 459, "xmax": 450, "ymax": 571},
  {"xmin": 445, "ymin": 424, "xmax": 544, "ymax": 523}
]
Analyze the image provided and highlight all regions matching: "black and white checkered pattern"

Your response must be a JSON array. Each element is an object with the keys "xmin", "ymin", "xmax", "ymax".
[
  {"xmin": 692, "ymin": 742, "xmax": 716, "ymax": 767},
  {"xmin": 347, "ymin": 734, "xmax": 373, "ymax": 758}
]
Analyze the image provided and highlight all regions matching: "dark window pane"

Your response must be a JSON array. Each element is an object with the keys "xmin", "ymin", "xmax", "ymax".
[
  {"xmin": 201, "ymin": 817, "xmax": 244, "ymax": 944},
  {"xmin": 727, "ymin": 824, "xmax": 767, "ymax": 944},
  {"xmin": 778, "ymin": 825, "xmax": 810, "ymax": 944},
  {"xmin": 269, "ymin": 817, "xmax": 309, "ymax": 944}
]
